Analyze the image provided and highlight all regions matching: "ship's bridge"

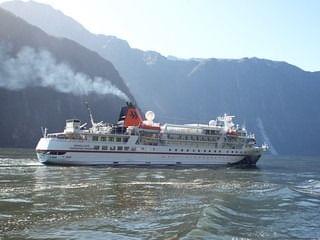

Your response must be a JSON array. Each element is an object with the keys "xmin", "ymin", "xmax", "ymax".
[{"xmin": 64, "ymin": 119, "xmax": 81, "ymax": 134}]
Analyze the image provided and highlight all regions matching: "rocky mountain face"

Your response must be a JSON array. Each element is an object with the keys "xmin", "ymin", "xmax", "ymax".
[
  {"xmin": 0, "ymin": 7, "xmax": 134, "ymax": 148},
  {"xmin": 2, "ymin": 1, "xmax": 320, "ymax": 155}
]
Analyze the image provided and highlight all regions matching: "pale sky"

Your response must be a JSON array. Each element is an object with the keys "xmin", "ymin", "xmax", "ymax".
[{"xmin": 2, "ymin": 0, "xmax": 320, "ymax": 71}]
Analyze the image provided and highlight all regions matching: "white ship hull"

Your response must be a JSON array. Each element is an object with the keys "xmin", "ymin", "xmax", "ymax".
[
  {"xmin": 36, "ymin": 138, "xmax": 262, "ymax": 166},
  {"xmin": 35, "ymin": 103, "xmax": 267, "ymax": 167}
]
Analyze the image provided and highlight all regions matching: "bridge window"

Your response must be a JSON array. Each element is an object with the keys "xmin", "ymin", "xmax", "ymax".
[{"xmin": 101, "ymin": 136, "xmax": 107, "ymax": 141}]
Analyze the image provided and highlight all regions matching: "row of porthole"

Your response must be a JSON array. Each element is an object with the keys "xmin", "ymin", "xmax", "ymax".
[
  {"xmin": 168, "ymin": 148, "xmax": 243, "ymax": 154},
  {"xmin": 93, "ymin": 145, "xmax": 245, "ymax": 154}
]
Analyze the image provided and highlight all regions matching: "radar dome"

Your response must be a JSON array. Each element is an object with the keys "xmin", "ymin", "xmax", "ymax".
[
  {"xmin": 145, "ymin": 111, "xmax": 155, "ymax": 121},
  {"xmin": 209, "ymin": 120, "xmax": 216, "ymax": 126}
]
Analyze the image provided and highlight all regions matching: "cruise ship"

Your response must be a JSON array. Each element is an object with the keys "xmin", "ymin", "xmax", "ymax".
[{"xmin": 36, "ymin": 103, "xmax": 267, "ymax": 166}]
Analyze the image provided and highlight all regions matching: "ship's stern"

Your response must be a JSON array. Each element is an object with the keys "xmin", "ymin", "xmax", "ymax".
[{"xmin": 234, "ymin": 146, "xmax": 265, "ymax": 166}]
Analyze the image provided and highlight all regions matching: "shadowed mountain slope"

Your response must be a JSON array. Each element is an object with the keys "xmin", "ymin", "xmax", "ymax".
[{"xmin": 0, "ymin": 7, "xmax": 134, "ymax": 147}]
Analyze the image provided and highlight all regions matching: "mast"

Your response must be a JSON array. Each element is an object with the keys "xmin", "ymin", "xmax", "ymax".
[{"xmin": 85, "ymin": 101, "xmax": 95, "ymax": 127}]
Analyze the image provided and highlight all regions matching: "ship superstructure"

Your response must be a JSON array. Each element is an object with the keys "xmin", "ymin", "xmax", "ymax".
[{"xmin": 36, "ymin": 103, "xmax": 267, "ymax": 166}]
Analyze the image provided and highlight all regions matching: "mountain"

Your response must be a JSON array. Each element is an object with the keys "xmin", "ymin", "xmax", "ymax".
[
  {"xmin": 2, "ymin": 1, "xmax": 320, "ymax": 155},
  {"xmin": 0, "ymin": 7, "xmax": 134, "ymax": 148}
]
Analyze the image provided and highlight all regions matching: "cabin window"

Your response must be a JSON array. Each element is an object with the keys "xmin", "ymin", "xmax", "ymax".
[
  {"xmin": 124, "ymin": 146, "xmax": 130, "ymax": 151},
  {"xmin": 169, "ymin": 148, "xmax": 172, "ymax": 151},
  {"xmin": 94, "ymin": 145, "xmax": 100, "ymax": 150},
  {"xmin": 116, "ymin": 137, "xmax": 122, "ymax": 142},
  {"xmin": 102, "ymin": 146, "xmax": 108, "ymax": 150},
  {"xmin": 109, "ymin": 137, "xmax": 114, "ymax": 142},
  {"xmin": 186, "ymin": 149, "xmax": 189, "ymax": 152},
  {"xmin": 110, "ymin": 146, "xmax": 116, "ymax": 150},
  {"xmin": 198, "ymin": 149, "xmax": 200, "ymax": 152},
  {"xmin": 47, "ymin": 151, "xmax": 66, "ymax": 155},
  {"xmin": 175, "ymin": 149, "xmax": 178, "ymax": 152},
  {"xmin": 117, "ymin": 146, "xmax": 123, "ymax": 151},
  {"xmin": 92, "ymin": 136, "xmax": 99, "ymax": 141},
  {"xmin": 123, "ymin": 137, "xmax": 129, "ymax": 143},
  {"xmin": 101, "ymin": 136, "xmax": 107, "ymax": 141},
  {"xmin": 204, "ymin": 150, "xmax": 206, "ymax": 152}
]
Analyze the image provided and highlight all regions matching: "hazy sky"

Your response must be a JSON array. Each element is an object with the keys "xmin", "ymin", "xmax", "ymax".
[{"xmin": 2, "ymin": 0, "xmax": 320, "ymax": 71}]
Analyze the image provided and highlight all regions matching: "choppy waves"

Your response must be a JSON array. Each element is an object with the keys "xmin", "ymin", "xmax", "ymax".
[
  {"xmin": 292, "ymin": 179, "xmax": 320, "ymax": 197},
  {"xmin": 1, "ymin": 154, "xmax": 320, "ymax": 239},
  {"xmin": 0, "ymin": 157, "xmax": 41, "ymax": 167}
]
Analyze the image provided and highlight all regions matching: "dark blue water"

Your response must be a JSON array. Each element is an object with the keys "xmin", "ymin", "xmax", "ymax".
[{"xmin": 0, "ymin": 148, "xmax": 319, "ymax": 239}]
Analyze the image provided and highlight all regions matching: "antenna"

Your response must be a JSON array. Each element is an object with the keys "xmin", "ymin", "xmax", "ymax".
[
  {"xmin": 41, "ymin": 127, "xmax": 47, "ymax": 137},
  {"xmin": 85, "ymin": 101, "xmax": 95, "ymax": 127}
]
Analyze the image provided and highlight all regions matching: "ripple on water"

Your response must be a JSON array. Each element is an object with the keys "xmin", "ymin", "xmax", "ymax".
[
  {"xmin": 292, "ymin": 179, "xmax": 320, "ymax": 197},
  {"xmin": 1, "ymin": 153, "xmax": 320, "ymax": 239},
  {"xmin": 0, "ymin": 198, "xmax": 32, "ymax": 203},
  {"xmin": 0, "ymin": 158, "xmax": 41, "ymax": 167}
]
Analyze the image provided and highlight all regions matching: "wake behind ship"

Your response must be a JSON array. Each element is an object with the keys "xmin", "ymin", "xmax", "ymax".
[{"xmin": 36, "ymin": 103, "xmax": 267, "ymax": 166}]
